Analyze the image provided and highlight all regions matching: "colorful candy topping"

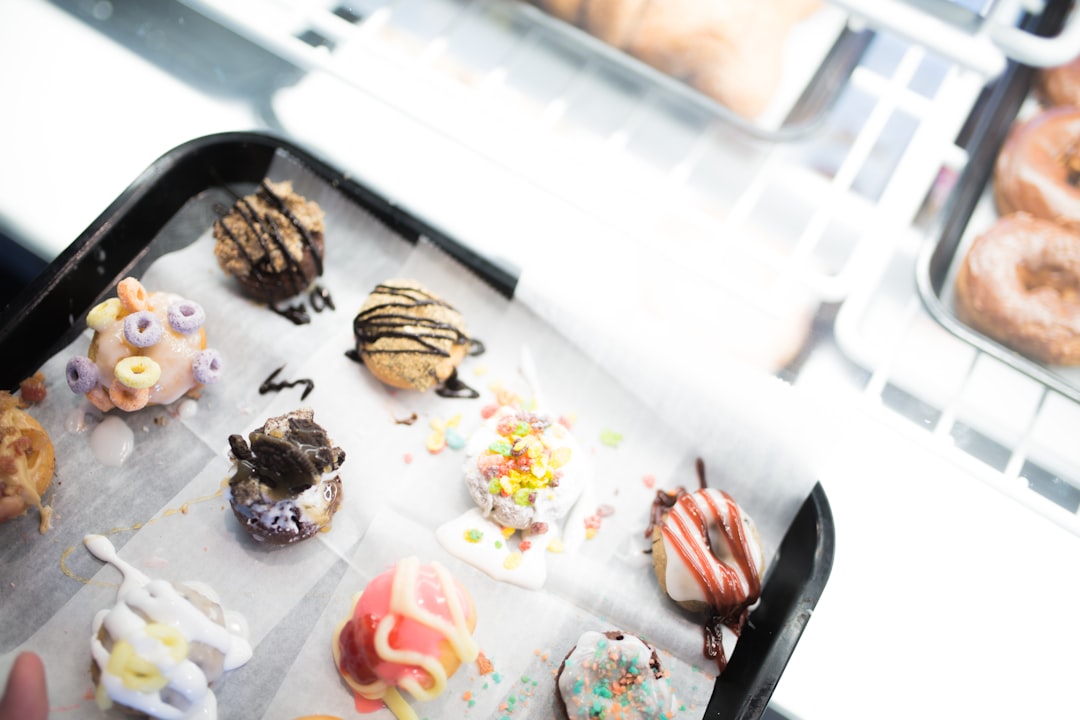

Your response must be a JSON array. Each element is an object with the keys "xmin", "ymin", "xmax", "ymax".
[
  {"xmin": 192, "ymin": 349, "xmax": 223, "ymax": 385},
  {"xmin": 69, "ymin": 278, "xmax": 221, "ymax": 411},
  {"xmin": 557, "ymin": 631, "xmax": 678, "ymax": 720},
  {"xmin": 167, "ymin": 300, "xmax": 206, "ymax": 335},
  {"xmin": 66, "ymin": 355, "xmax": 100, "ymax": 394},
  {"xmin": 463, "ymin": 405, "xmax": 584, "ymax": 533},
  {"xmin": 85, "ymin": 534, "xmax": 252, "ymax": 720},
  {"xmin": 332, "ymin": 556, "xmax": 478, "ymax": 720}
]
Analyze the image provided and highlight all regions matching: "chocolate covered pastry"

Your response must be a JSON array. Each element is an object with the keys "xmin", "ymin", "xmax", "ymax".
[{"xmin": 213, "ymin": 180, "xmax": 329, "ymax": 320}]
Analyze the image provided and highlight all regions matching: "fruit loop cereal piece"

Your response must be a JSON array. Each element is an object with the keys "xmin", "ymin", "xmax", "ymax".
[
  {"xmin": 108, "ymin": 380, "xmax": 150, "ymax": 412},
  {"xmin": 117, "ymin": 277, "xmax": 149, "ymax": 312},
  {"xmin": 114, "ymin": 356, "xmax": 162, "ymax": 389},
  {"xmin": 67, "ymin": 276, "xmax": 223, "ymax": 412},
  {"xmin": 123, "ymin": 311, "xmax": 164, "ymax": 348}
]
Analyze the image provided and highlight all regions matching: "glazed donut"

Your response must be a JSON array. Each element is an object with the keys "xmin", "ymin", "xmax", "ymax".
[
  {"xmin": 647, "ymin": 461, "xmax": 765, "ymax": 671},
  {"xmin": 1037, "ymin": 54, "xmax": 1080, "ymax": 108},
  {"xmin": 994, "ymin": 106, "xmax": 1080, "ymax": 232},
  {"xmin": 955, "ymin": 212, "xmax": 1080, "ymax": 365}
]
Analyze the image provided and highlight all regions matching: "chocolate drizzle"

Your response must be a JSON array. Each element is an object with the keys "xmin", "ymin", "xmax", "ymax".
[
  {"xmin": 353, "ymin": 283, "xmax": 474, "ymax": 353},
  {"xmin": 214, "ymin": 180, "xmax": 334, "ymax": 325},
  {"xmin": 352, "ymin": 283, "xmax": 485, "ymax": 398},
  {"xmin": 258, "ymin": 365, "xmax": 315, "ymax": 401},
  {"xmin": 435, "ymin": 369, "xmax": 480, "ymax": 399}
]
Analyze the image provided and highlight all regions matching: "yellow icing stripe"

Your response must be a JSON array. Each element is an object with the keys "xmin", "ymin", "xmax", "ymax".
[{"xmin": 382, "ymin": 687, "xmax": 420, "ymax": 720}]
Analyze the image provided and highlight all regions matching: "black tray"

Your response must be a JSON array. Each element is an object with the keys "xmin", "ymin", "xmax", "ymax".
[
  {"xmin": 0, "ymin": 131, "xmax": 833, "ymax": 719},
  {"xmin": 916, "ymin": 0, "xmax": 1080, "ymax": 405}
]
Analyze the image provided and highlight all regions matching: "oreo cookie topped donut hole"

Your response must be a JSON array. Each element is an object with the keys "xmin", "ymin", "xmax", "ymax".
[
  {"xmin": 213, "ymin": 180, "xmax": 332, "ymax": 324},
  {"xmin": 225, "ymin": 408, "xmax": 346, "ymax": 545},
  {"xmin": 348, "ymin": 279, "xmax": 484, "ymax": 397}
]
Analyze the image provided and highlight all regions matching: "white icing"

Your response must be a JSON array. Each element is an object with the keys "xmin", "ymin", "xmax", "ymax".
[
  {"xmin": 435, "ymin": 508, "xmax": 551, "ymax": 590},
  {"xmin": 89, "ymin": 415, "xmax": 134, "ymax": 467},
  {"xmin": 84, "ymin": 534, "xmax": 252, "ymax": 719},
  {"xmin": 557, "ymin": 630, "xmax": 677, "ymax": 720}
]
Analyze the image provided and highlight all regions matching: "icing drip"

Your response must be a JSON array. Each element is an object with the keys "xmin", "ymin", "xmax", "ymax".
[
  {"xmin": 332, "ymin": 556, "xmax": 478, "ymax": 720},
  {"xmin": 84, "ymin": 535, "xmax": 252, "ymax": 719}
]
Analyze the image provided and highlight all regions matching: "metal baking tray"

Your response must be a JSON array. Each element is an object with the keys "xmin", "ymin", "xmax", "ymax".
[
  {"xmin": 0, "ymin": 131, "xmax": 833, "ymax": 719},
  {"xmin": 915, "ymin": 0, "xmax": 1080, "ymax": 405},
  {"xmin": 175, "ymin": 0, "xmax": 870, "ymax": 142}
]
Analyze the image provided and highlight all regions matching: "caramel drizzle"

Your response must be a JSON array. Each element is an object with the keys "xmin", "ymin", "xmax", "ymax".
[{"xmin": 214, "ymin": 181, "xmax": 332, "ymax": 324}]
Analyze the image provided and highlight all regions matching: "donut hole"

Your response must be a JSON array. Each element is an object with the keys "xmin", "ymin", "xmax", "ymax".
[
  {"xmin": 1018, "ymin": 262, "xmax": 1080, "ymax": 303},
  {"xmin": 707, "ymin": 523, "xmax": 734, "ymax": 564}
]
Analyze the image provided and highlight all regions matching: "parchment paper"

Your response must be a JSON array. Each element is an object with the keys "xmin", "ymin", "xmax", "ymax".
[{"xmin": 0, "ymin": 149, "xmax": 825, "ymax": 718}]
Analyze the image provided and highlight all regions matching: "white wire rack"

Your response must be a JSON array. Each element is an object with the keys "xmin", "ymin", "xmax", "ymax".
[
  {"xmin": 831, "ymin": 0, "xmax": 1080, "ymax": 76},
  {"xmin": 177, "ymin": 0, "xmax": 1080, "ymax": 533}
]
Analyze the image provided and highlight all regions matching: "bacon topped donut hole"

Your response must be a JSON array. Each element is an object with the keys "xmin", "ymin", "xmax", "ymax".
[{"xmin": 646, "ymin": 458, "xmax": 766, "ymax": 672}]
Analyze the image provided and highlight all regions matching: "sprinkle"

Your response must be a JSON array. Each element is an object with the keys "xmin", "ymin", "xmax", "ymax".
[
  {"xmin": 500, "ymin": 526, "xmax": 515, "ymax": 538},
  {"xmin": 546, "ymin": 538, "xmax": 564, "ymax": 553},
  {"xmin": 477, "ymin": 652, "xmax": 494, "ymax": 675},
  {"xmin": 464, "ymin": 529, "xmax": 483, "ymax": 543},
  {"xmin": 643, "ymin": 474, "xmax": 656, "ymax": 489},
  {"xmin": 426, "ymin": 431, "xmax": 446, "ymax": 454},
  {"xmin": 503, "ymin": 552, "xmax": 522, "ymax": 570},
  {"xmin": 403, "ymin": 453, "xmax": 413, "ymax": 464},
  {"xmin": 599, "ymin": 429, "xmax": 624, "ymax": 447},
  {"xmin": 557, "ymin": 414, "xmax": 575, "ymax": 429},
  {"xmin": 518, "ymin": 540, "xmax": 532, "ymax": 552},
  {"xmin": 480, "ymin": 404, "xmax": 499, "ymax": 419},
  {"xmin": 445, "ymin": 427, "xmax": 465, "ymax": 450}
]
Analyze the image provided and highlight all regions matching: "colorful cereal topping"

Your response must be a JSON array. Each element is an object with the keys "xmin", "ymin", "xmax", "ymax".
[{"xmin": 479, "ymin": 412, "xmax": 570, "ymax": 508}]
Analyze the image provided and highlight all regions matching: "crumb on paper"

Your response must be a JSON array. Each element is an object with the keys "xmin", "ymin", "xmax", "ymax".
[
  {"xmin": 18, "ymin": 372, "xmax": 47, "ymax": 405},
  {"xmin": 476, "ymin": 651, "xmax": 494, "ymax": 675},
  {"xmin": 599, "ymin": 429, "xmax": 623, "ymax": 447}
]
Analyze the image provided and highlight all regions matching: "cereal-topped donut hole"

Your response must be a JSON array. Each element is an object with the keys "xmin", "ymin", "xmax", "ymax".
[{"xmin": 66, "ymin": 277, "xmax": 222, "ymax": 412}]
